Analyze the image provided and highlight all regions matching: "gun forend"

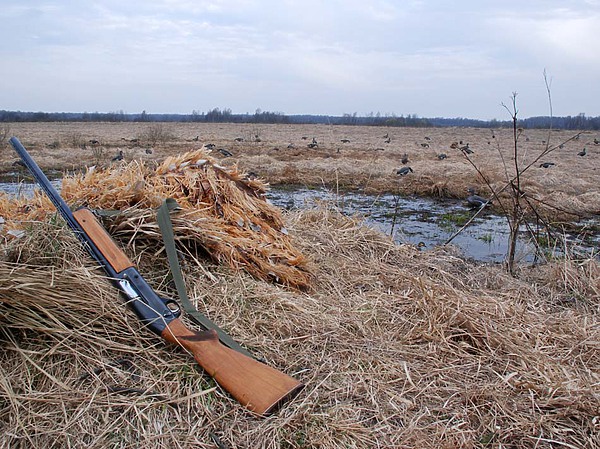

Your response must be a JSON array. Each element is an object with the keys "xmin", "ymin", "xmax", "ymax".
[
  {"xmin": 72, "ymin": 208, "xmax": 134, "ymax": 273},
  {"xmin": 162, "ymin": 319, "xmax": 304, "ymax": 415}
]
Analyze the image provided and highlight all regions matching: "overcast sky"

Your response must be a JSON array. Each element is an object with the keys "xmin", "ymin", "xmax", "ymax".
[{"xmin": 1, "ymin": 1, "xmax": 599, "ymax": 120}]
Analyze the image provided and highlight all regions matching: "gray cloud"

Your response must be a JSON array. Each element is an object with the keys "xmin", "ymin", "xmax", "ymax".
[{"xmin": 1, "ymin": 0, "xmax": 599, "ymax": 119}]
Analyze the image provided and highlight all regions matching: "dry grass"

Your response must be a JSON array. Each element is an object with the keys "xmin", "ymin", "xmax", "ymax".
[
  {"xmin": 0, "ymin": 122, "xmax": 599, "ymax": 448},
  {"xmin": 0, "ymin": 203, "xmax": 598, "ymax": 448},
  {"xmin": 2, "ymin": 122, "xmax": 599, "ymax": 222},
  {"xmin": 0, "ymin": 148, "xmax": 312, "ymax": 290}
]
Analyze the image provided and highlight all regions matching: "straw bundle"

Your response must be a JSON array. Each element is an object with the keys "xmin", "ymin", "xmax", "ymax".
[{"xmin": 0, "ymin": 149, "xmax": 313, "ymax": 290}]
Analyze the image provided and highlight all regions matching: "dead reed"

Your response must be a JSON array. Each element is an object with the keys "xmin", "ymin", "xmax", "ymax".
[
  {"xmin": 0, "ymin": 148, "xmax": 313, "ymax": 290},
  {"xmin": 0, "ymin": 200, "xmax": 598, "ymax": 448}
]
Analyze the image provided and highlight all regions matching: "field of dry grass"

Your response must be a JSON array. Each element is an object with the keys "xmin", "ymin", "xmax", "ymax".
[
  {"xmin": 0, "ymin": 122, "xmax": 599, "ymax": 448},
  {"xmin": 0, "ymin": 206, "xmax": 598, "ymax": 448},
  {"xmin": 2, "ymin": 121, "xmax": 599, "ymax": 223}
]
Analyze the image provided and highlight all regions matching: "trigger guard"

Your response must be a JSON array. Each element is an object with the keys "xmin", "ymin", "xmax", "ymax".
[{"xmin": 161, "ymin": 297, "xmax": 181, "ymax": 318}]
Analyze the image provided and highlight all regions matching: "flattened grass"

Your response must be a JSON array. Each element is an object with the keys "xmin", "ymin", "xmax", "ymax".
[{"xmin": 0, "ymin": 204, "xmax": 598, "ymax": 448}]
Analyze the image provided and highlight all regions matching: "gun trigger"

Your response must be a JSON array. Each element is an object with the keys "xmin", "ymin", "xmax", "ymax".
[{"xmin": 161, "ymin": 297, "xmax": 181, "ymax": 318}]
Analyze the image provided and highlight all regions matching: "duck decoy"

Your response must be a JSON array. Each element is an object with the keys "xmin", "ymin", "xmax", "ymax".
[
  {"xmin": 437, "ymin": 153, "xmax": 447, "ymax": 160},
  {"xmin": 578, "ymin": 148, "xmax": 587, "ymax": 156},
  {"xmin": 401, "ymin": 153, "xmax": 409, "ymax": 165},
  {"xmin": 539, "ymin": 162, "xmax": 555, "ymax": 168},
  {"xmin": 396, "ymin": 166, "xmax": 413, "ymax": 176},
  {"xmin": 460, "ymin": 144, "xmax": 473, "ymax": 154},
  {"xmin": 218, "ymin": 148, "xmax": 233, "ymax": 157},
  {"xmin": 111, "ymin": 150, "xmax": 124, "ymax": 161},
  {"xmin": 466, "ymin": 187, "xmax": 491, "ymax": 209}
]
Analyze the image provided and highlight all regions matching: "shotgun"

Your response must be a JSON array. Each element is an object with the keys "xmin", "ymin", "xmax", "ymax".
[{"xmin": 9, "ymin": 137, "xmax": 303, "ymax": 415}]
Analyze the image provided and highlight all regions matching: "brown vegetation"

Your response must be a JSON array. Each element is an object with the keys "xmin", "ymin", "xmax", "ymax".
[
  {"xmin": 0, "ymin": 206, "xmax": 598, "ymax": 448},
  {"xmin": 0, "ymin": 122, "xmax": 599, "ymax": 448},
  {"xmin": 2, "ymin": 122, "xmax": 599, "ymax": 222}
]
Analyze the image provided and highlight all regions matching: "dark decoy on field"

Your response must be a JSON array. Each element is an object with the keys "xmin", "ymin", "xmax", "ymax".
[
  {"xmin": 539, "ymin": 162, "xmax": 555, "ymax": 168},
  {"xmin": 307, "ymin": 142, "xmax": 318, "ymax": 148},
  {"xmin": 437, "ymin": 153, "xmax": 447, "ymax": 160},
  {"xmin": 218, "ymin": 148, "xmax": 233, "ymax": 157},
  {"xmin": 466, "ymin": 187, "xmax": 491, "ymax": 209},
  {"xmin": 401, "ymin": 153, "xmax": 409, "ymax": 165},
  {"xmin": 204, "ymin": 143, "xmax": 215, "ymax": 149},
  {"xmin": 145, "ymin": 148, "xmax": 153, "ymax": 154},
  {"xmin": 234, "ymin": 137, "xmax": 244, "ymax": 142},
  {"xmin": 192, "ymin": 135, "xmax": 199, "ymax": 141},
  {"xmin": 460, "ymin": 144, "xmax": 473, "ymax": 154},
  {"xmin": 594, "ymin": 138, "xmax": 599, "ymax": 145},
  {"xmin": 12, "ymin": 160, "xmax": 26, "ymax": 168},
  {"xmin": 111, "ymin": 150, "xmax": 124, "ymax": 161},
  {"xmin": 578, "ymin": 148, "xmax": 587, "ymax": 156},
  {"xmin": 396, "ymin": 166, "xmax": 413, "ymax": 176},
  {"xmin": 341, "ymin": 139, "xmax": 350, "ymax": 143}
]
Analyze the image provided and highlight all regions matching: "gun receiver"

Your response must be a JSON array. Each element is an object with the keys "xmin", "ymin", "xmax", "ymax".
[{"xmin": 9, "ymin": 137, "xmax": 304, "ymax": 415}]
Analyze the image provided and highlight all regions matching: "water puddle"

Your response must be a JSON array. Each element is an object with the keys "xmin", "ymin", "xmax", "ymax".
[
  {"xmin": 1, "ymin": 180, "xmax": 597, "ymax": 263},
  {"xmin": 267, "ymin": 186, "xmax": 599, "ymax": 264}
]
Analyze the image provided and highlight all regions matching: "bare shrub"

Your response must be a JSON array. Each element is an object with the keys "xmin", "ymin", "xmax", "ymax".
[
  {"xmin": 138, "ymin": 123, "xmax": 175, "ymax": 147},
  {"xmin": 67, "ymin": 132, "xmax": 86, "ymax": 148},
  {"xmin": 0, "ymin": 123, "xmax": 10, "ymax": 149}
]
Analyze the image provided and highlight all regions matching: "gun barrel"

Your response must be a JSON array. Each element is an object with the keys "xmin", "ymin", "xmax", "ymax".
[
  {"xmin": 9, "ymin": 137, "xmax": 79, "ymax": 231},
  {"xmin": 9, "ymin": 137, "xmax": 116, "ymax": 274}
]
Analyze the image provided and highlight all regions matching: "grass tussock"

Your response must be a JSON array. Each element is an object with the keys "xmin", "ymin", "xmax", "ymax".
[{"xmin": 0, "ymin": 203, "xmax": 598, "ymax": 448}]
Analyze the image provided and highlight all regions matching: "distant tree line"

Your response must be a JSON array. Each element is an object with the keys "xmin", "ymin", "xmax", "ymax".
[{"xmin": 1, "ymin": 109, "xmax": 599, "ymax": 130}]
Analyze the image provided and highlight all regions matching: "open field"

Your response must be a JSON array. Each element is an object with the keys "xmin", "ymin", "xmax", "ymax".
[
  {"xmin": 0, "ymin": 122, "xmax": 599, "ymax": 448},
  {"xmin": 2, "ymin": 121, "xmax": 599, "ymax": 223}
]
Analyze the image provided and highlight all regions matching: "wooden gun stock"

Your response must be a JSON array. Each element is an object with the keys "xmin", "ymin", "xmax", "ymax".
[
  {"xmin": 162, "ymin": 319, "xmax": 303, "ymax": 415},
  {"xmin": 72, "ymin": 208, "xmax": 303, "ymax": 415}
]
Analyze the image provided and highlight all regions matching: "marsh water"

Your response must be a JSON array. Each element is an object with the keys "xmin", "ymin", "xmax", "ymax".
[
  {"xmin": 1, "ymin": 180, "xmax": 598, "ymax": 263},
  {"xmin": 267, "ymin": 186, "xmax": 599, "ymax": 264}
]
